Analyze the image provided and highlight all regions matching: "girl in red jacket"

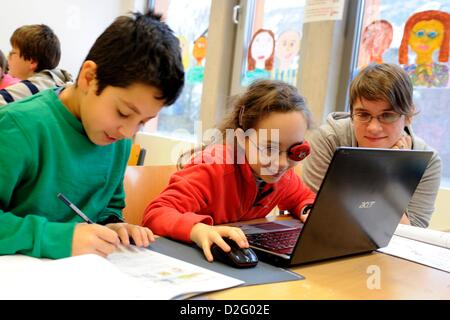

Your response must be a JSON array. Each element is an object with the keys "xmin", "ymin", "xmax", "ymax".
[{"xmin": 143, "ymin": 80, "xmax": 316, "ymax": 261}]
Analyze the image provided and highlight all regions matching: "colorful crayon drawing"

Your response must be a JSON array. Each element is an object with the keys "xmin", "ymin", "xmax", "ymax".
[
  {"xmin": 178, "ymin": 35, "xmax": 190, "ymax": 72},
  {"xmin": 399, "ymin": 10, "xmax": 450, "ymax": 87},
  {"xmin": 187, "ymin": 30, "xmax": 208, "ymax": 84},
  {"xmin": 243, "ymin": 29, "xmax": 275, "ymax": 86},
  {"xmin": 273, "ymin": 30, "xmax": 301, "ymax": 85},
  {"xmin": 361, "ymin": 20, "xmax": 393, "ymax": 64}
]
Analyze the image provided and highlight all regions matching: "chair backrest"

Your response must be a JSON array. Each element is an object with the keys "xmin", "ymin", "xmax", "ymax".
[
  {"xmin": 123, "ymin": 165, "xmax": 177, "ymax": 225},
  {"xmin": 128, "ymin": 143, "xmax": 142, "ymax": 166}
]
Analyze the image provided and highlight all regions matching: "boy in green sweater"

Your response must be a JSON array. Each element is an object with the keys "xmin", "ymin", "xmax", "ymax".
[{"xmin": 0, "ymin": 11, "xmax": 184, "ymax": 259}]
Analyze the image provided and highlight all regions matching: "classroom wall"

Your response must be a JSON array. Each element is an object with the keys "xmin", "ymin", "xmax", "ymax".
[
  {"xmin": 430, "ymin": 189, "xmax": 450, "ymax": 231},
  {"xmin": 134, "ymin": 132, "xmax": 196, "ymax": 166},
  {"xmin": 0, "ymin": 0, "xmax": 145, "ymax": 77}
]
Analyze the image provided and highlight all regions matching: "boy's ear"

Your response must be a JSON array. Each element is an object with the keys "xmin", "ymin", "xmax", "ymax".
[
  {"xmin": 77, "ymin": 60, "xmax": 98, "ymax": 93},
  {"xmin": 29, "ymin": 59, "xmax": 38, "ymax": 73}
]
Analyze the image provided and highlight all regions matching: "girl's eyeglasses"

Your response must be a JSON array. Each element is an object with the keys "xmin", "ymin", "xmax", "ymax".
[{"xmin": 351, "ymin": 111, "xmax": 402, "ymax": 124}]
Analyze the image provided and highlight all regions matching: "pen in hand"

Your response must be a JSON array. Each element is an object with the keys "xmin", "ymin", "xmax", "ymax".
[
  {"xmin": 57, "ymin": 193, "xmax": 94, "ymax": 224},
  {"xmin": 57, "ymin": 192, "xmax": 136, "ymax": 246}
]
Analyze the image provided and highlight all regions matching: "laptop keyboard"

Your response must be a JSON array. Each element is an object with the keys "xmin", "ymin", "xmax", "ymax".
[{"xmin": 246, "ymin": 228, "xmax": 301, "ymax": 254}]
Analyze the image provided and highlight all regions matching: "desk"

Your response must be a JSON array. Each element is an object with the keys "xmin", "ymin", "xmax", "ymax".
[{"xmin": 201, "ymin": 217, "xmax": 450, "ymax": 300}]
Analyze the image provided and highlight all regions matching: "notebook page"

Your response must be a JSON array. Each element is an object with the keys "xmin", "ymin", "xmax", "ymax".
[
  {"xmin": 107, "ymin": 245, "xmax": 244, "ymax": 299},
  {"xmin": 0, "ymin": 247, "xmax": 243, "ymax": 299},
  {"xmin": 378, "ymin": 235, "xmax": 450, "ymax": 273},
  {"xmin": 394, "ymin": 224, "xmax": 450, "ymax": 249},
  {"xmin": 0, "ymin": 254, "xmax": 147, "ymax": 299}
]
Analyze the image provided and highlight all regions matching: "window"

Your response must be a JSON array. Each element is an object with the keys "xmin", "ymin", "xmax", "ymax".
[
  {"xmin": 352, "ymin": 0, "xmax": 450, "ymax": 187},
  {"xmin": 144, "ymin": 0, "xmax": 212, "ymax": 140},
  {"xmin": 232, "ymin": 0, "xmax": 306, "ymax": 92}
]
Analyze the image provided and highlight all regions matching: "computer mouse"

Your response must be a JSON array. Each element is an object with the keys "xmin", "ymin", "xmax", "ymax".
[{"xmin": 210, "ymin": 238, "xmax": 258, "ymax": 268}]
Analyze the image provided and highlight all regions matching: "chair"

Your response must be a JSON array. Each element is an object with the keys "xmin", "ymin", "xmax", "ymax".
[
  {"xmin": 127, "ymin": 143, "xmax": 146, "ymax": 166},
  {"xmin": 122, "ymin": 165, "xmax": 177, "ymax": 225}
]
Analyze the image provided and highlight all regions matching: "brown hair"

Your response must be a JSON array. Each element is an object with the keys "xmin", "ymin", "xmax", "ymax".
[
  {"xmin": 219, "ymin": 79, "xmax": 313, "ymax": 132},
  {"xmin": 247, "ymin": 29, "xmax": 275, "ymax": 71},
  {"xmin": 10, "ymin": 24, "xmax": 61, "ymax": 72},
  {"xmin": 349, "ymin": 63, "xmax": 414, "ymax": 116},
  {"xmin": 178, "ymin": 80, "xmax": 313, "ymax": 169},
  {"xmin": 0, "ymin": 49, "xmax": 6, "ymax": 79},
  {"xmin": 399, "ymin": 10, "xmax": 450, "ymax": 64}
]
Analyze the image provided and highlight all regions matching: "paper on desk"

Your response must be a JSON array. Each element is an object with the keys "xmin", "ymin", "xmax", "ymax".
[
  {"xmin": 107, "ymin": 245, "xmax": 244, "ymax": 299},
  {"xmin": 378, "ymin": 235, "xmax": 450, "ymax": 273},
  {"xmin": 0, "ymin": 246, "xmax": 243, "ymax": 299},
  {"xmin": 394, "ymin": 224, "xmax": 450, "ymax": 249},
  {"xmin": 0, "ymin": 253, "xmax": 145, "ymax": 299}
]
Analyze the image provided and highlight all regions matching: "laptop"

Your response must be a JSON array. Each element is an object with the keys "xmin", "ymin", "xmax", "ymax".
[{"xmin": 229, "ymin": 147, "xmax": 433, "ymax": 267}]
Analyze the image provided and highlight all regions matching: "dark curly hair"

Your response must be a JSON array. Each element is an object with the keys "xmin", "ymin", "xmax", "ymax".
[{"xmin": 80, "ymin": 10, "xmax": 185, "ymax": 106}]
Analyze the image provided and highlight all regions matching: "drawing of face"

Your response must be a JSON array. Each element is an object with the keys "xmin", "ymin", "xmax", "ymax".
[
  {"xmin": 276, "ymin": 31, "xmax": 301, "ymax": 69},
  {"xmin": 251, "ymin": 31, "xmax": 275, "ymax": 69},
  {"xmin": 408, "ymin": 19, "xmax": 444, "ymax": 63},
  {"xmin": 178, "ymin": 35, "xmax": 190, "ymax": 70},
  {"xmin": 361, "ymin": 21, "xmax": 393, "ymax": 64},
  {"xmin": 193, "ymin": 36, "xmax": 207, "ymax": 66}
]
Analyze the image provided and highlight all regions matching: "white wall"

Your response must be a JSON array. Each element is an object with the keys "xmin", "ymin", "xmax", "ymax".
[
  {"xmin": 134, "ymin": 132, "xmax": 197, "ymax": 166},
  {"xmin": 0, "ymin": 0, "xmax": 144, "ymax": 77},
  {"xmin": 430, "ymin": 189, "xmax": 450, "ymax": 231}
]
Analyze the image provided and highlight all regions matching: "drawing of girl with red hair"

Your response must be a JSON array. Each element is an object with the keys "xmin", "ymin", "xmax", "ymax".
[
  {"xmin": 399, "ymin": 10, "xmax": 450, "ymax": 87},
  {"xmin": 243, "ymin": 29, "xmax": 275, "ymax": 86}
]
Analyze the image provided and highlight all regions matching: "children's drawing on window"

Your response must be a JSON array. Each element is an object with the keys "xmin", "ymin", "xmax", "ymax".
[
  {"xmin": 399, "ymin": 10, "xmax": 450, "ymax": 87},
  {"xmin": 178, "ymin": 35, "xmax": 190, "ymax": 72},
  {"xmin": 361, "ymin": 20, "xmax": 393, "ymax": 65},
  {"xmin": 187, "ymin": 30, "xmax": 207, "ymax": 84},
  {"xmin": 273, "ymin": 30, "xmax": 301, "ymax": 86},
  {"xmin": 242, "ymin": 29, "xmax": 275, "ymax": 86}
]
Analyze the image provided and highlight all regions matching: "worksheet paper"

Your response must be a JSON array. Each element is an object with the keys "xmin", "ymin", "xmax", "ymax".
[
  {"xmin": 378, "ymin": 225, "xmax": 450, "ymax": 273},
  {"xmin": 0, "ymin": 246, "xmax": 243, "ymax": 299}
]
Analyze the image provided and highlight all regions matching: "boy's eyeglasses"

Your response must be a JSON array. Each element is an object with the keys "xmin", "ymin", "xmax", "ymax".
[
  {"xmin": 248, "ymin": 138, "xmax": 310, "ymax": 162},
  {"xmin": 8, "ymin": 51, "xmax": 18, "ymax": 58},
  {"xmin": 414, "ymin": 30, "xmax": 439, "ymax": 39},
  {"xmin": 351, "ymin": 111, "xmax": 402, "ymax": 124}
]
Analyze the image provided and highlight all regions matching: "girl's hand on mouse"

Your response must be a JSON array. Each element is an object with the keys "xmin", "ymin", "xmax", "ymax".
[{"xmin": 190, "ymin": 223, "xmax": 248, "ymax": 262}]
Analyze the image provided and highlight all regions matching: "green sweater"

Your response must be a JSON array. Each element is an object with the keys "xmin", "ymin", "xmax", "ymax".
[{"xmin": 0, "ymin": 89, "xmax": 131, "ymax": 259}]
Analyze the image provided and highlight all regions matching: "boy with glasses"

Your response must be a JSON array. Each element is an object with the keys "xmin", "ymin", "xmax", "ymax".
[
  {"xmin": 302, "ymin": 63, "xmax": 441, "ymax": 228},
  {"xmin": 0, "ymin": 24, "xmax": 72, "ymax": 106}
]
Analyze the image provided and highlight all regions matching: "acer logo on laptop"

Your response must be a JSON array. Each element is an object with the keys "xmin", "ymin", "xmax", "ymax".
[{"xmin": 359, "ymin": 201, "xmax": 376, "ymax": 209}]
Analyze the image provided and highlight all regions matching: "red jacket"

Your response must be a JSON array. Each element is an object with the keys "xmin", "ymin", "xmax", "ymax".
[{"xmin": 142, "ymin": 145, "xmax": 316, "ymax": 242}]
